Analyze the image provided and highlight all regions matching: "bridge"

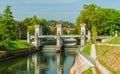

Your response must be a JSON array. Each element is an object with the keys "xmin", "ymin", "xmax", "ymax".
[{"xmin": 27, "ymin": 23, "xmax": 91, "ymax": 52}]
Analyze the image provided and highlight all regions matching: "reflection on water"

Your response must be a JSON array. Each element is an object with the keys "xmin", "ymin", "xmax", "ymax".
[{"xmin": 0, "ymin": 50, "xmax": 75, "ymax": 74}]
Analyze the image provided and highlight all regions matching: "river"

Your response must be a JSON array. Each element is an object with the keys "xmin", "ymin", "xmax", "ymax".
[{"xmin": 0, "ymin": 50, "xmax": 76, "ymax": 74}]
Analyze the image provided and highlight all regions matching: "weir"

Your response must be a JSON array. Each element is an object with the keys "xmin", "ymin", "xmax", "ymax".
[{"xmin": 27, "ymin": 23, "xmax": 91, "ymax": 52}]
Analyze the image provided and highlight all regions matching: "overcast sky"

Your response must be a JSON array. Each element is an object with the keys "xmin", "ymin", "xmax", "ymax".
[{"xmin": 0, "ymin": 0, "xmax": 120, "ymax": 23}]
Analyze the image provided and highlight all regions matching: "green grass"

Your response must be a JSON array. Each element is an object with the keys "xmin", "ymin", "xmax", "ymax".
[
  {"xmin": 82, "ymin": 40, "xmax": 92, "ymax": 55},
  {"xmin": 106, "ymin": 37, "xmax": 120, "ymax": 44},
  {"xmin": 96, "ymin": 45, "xmax": 120, "ymax": 73},
  {"xmin": 6, "ymin": 40, "xmax": 32, "ymax": 51},
  {"xmin": 82, "ymin": 67, "xmax": 93, "ymax": 74}
]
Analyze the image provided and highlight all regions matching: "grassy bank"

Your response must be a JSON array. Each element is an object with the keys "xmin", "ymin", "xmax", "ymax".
[
  {"xmin": 81, "ymin": 40, "xmax": 92, "ymax": 55},
  {"xmin": 106, "ymin": 37, "xmax": 120, "ymax": 44},
  {"xmin": 0, "ymin": 40, "xmax": 33, "ymax": 59},
  {"xmin": 1, "ymin": 40, "xmax": 32, "ymax": 51},
  {"xmin": 96, "ymin": 45, "xmax": 120, "ymax": 73},
  {"xmin": 8, "ymin": 40, "xmax": 32, "ymax": 50},
  {"xmin": 82, "ymin": 67, "xmax": 93, "ymax": 74}
]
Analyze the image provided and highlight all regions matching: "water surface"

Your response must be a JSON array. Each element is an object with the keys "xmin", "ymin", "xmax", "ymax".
[{"xmin": 0, "ymin": 50, "xmax": 75, "ymax": 74}]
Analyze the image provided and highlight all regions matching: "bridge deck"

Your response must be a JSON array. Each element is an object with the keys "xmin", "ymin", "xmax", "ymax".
[{"xmin": 38, "ymin": 35, "xmax": 81, "ymax": 38}]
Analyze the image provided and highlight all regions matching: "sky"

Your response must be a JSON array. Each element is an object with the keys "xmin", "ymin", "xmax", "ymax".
[{"xmin": 0, "ymin": 0, "xmax": 120, "ymax": 23}]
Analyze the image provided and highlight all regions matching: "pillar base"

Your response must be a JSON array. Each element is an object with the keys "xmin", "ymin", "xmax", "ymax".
[
  {"xmin": 56, "ymin": 46, "xmax": 61, "ymax": 52},
  {"xmin": 35, "ymin": 46, "xmax": 40, "ymax": 50}
]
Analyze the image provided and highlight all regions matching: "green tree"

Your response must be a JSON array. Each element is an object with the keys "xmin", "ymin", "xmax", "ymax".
[
  {"xmin": 0, "ymin": 14, "xmax": 3, "ymax": 42},
  {"xmin": 92, "ymin": 26, "xmax": 97, "ymax": 43},
  {"xmin": 76, "ymin": 4, "xmax": 98, "ymax": 33},
  {"xmin": 76, "ymin": 4, "xmax": 120, "ymax": 35},
  {"xmin": 16, "ymin": 21, "xmax": 27, "ymax": 39},
  {"xmin": 23, "ymin": 17, "xmax": 32, "ymax": 26},
  {"xmin": 0, "ymin": 5, "xmax": 17, "ymax": 48},
  {"xmin": 23, "ymin": 16, "xmax": 51, "ymax": 35}
]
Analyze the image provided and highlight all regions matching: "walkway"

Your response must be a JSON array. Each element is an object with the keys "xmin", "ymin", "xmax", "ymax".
[
  {"xmin": 97, "ymin": 43, "xmax": 120, "ymax": 47},
  {"xmin": 91, "ymin": 44, "xmax": 112, "ymax": 74}
]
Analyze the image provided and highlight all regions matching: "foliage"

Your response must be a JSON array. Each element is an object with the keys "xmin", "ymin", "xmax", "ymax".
[
  {"xmin": 106, "ymin": 37, "xmax": 120, "ymax": 44},
  {"xmin": 27, "ymin": 25, "xmax": 35, "ymax": 35},
  {"xmin": 16, "ymin": 21, "xmax": 27, "ymax": 39},
  {"xmin": 82, "ymin": 40, "xmax": 92, "ymax": 55},
  {"xmin": 47, "ymin": 20, "xmax": 76, "ymax": 28},
  {"xmin": 76, "ymin": 4, "xmax": 120, "ymax": 35},
  {"xmin": 92, "ymin": 26, "xmax": 97, "ymax": 43},
  {"xmin": 0, "ymin": 5, "xmax": 17, "ymax": 48},
  {"xmin": 23, "ymin": 17, "xmax": 76, "ymax": 35},
  {"xmin": 96, "ymin": 45, "xmax": 120, "ymax": 73},
  {"xmin": 82, "ymin": 67, "xmax": 93, "ymax": 74},
  {"xmin": 23, "ymin": 16, "xmax": 51, "ymax": 35}
]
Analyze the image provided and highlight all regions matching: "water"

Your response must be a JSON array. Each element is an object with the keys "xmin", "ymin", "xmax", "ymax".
[{"xmin": 0, "ymin": 50, "xmax": 76, "ymax": 74}]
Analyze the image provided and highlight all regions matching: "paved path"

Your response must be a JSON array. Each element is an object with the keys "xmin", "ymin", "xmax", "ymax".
[
  {"xmin": 91, "ymin": 44, "xmax": 96, "ymax": 60},
  {"xmin": 91, "ymin": 44, "xmax": 112, "ymax": 74},
  {"xmin": 97, "ymin": 43, "xmax": 120, "ymax": 46}
]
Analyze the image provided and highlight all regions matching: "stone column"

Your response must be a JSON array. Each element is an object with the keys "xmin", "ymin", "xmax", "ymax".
[
  {"xmin": 35, "ymin": 25, "xmax": 42, "ymax": 36},
  {"xmin": 87, "ymin": 30, "xmax": 91, "ymax": 42},
  {"xmin": 56, "ymin": 24, "xmax": 63, "ymax": 52},
  {"xmin": 34, "ymin": 25, "xmax": 42, "ymax": 47},
  {"xmin": 80, "ymin": 23, "xmax": 86, "ymax": 47},
  {"xmin": 56, "ymin": 53, "xmax": 63, "ymax": 74},
  {"xmin": 32, "ymin": 53, "xmax": 39, "ymax": 74},
  {"xmin": 27, "ymin": 32, "xmax": 30, "ymax": 43},
  {"xmin": 27, "ymin": 58, "xmax": 30, "ymax": 71}
]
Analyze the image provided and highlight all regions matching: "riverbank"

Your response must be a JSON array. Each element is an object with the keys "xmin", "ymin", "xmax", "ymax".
[
  {"xmin": 96, "ymin": 37, "xmax": 120, "ymax": 73},
  {"xmin": 81, "ymin": 40, "xmax": 92, "ymax": 56},
  {"xmin": 0, "ymin": 47, "xmax": 39, "ymax": 62},
  {"xmin": 0, "ymin": 40, "xmax": 38, "ymax": 62},
  {"xmin": 96, "ymin": 44, "xmax": 120, "ymax": 73}
]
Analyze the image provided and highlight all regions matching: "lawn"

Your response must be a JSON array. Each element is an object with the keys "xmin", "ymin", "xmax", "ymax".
[
  {"xmin": 82, "ymin": 67, "xmax": 93, "ymax": 74},
  {"xmin": 82, "ymin": 40, "xmax": 92, "ymax": 55},
  {"xmin": 3, "ymin": 40, "xmax": 32, "ymax": 51},
  {"xmin": 96, "ymin": 45, "xmax": 120, "ymax": 74},
  {"xmin": 106, "ymin": 37, "xmax": 120, "ymax": 44},
  {"xmin": 0, "ymin": 40, "xmax": 33, "ymax": 51}
]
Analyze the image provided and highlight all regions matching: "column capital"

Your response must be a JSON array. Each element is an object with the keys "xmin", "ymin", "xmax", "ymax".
[
  {"xmin": 34, "ymin": 25, "xmax": 43, "ymax": 28},
  {"xmin": 56, "ymin": 24, "xmax": 63, "ymax": 27},
  {"xmin": 80, "ymin": 23, "xmax": 86, "ymax": 27}
]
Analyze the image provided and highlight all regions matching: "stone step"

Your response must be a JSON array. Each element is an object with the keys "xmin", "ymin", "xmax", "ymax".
[{"xmin": 80, "ymin": 64, "xmax": 90, "ymax": 72}]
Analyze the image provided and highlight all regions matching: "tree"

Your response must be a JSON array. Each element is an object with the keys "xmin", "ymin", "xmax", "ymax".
[
  {"xmin": 16, "ymin": 21, "xmax": 27, "ymax": 39},
  {"xmin": 76, "ymin": 4, "xmax": 99, "ymax": 33},
  {"xmin": 0, "ymin": 14, "xmax": 3, "ymax": 43},
  {"xmin": 92, "ymin": 26, "xmax": 97, "ymax": 43},
  {"xmin": 23, "ymin": 16, "xmax": 51, "ymax": 35},
  {"xmin": 0, "ymin": 5, "xmax": 17, "ymax": 48},
  {"xmin": 76, "ymin": 4, "xmax": 120, "ymax": 35}
]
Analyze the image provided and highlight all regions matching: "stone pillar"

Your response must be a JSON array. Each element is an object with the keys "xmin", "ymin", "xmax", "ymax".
[
  {"xmin": 56, "ymin": 53, "xmax": 63, "ymax": 74},
  {"xmin": 35, "ymin": 25, "xmax": 42, "ymax": 36},
  {"xmin": 32, "ymin": 53, "xmax": 39, "ymax": 74},
  {"xmin": 27, "ymin": 58, "xmax": 30, "ymax": 71},
  {"xmin": 27, "ymin": 32, "xmax": 30, "ymax": 43},
  {"xmin": 34, "ymin": 34, "xmax": 39, "ymax": 47},
  {"xmin": 56, "ymin": 24, "xmax": 63, "ymax": 52},
  {"xmin": 34, "ymin": 25, "xmax": 42, "ymax": 47},
  {"xmin": 87, "ymin": 30, "xmax": 91, "ymax": 42},
  {"xmin": 80, "ymin": 23, "xmax": 86, "ymax": 47},
  {"xmin": 56, "ymin": 24, "xmax": 63, "ymax": 35}
]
